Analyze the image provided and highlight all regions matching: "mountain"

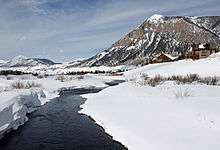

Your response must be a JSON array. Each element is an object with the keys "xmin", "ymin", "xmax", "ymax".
[
  {"xmin": 0, "ymin": 60, "xmax": 7, "ymax": 65},
  {"xmin": 2, "ymin": 55, "xmax": 56, "ymax": 67},
  {"xmin": 80, "ymin": 15, "xmax": 220, "ymax": 66}
]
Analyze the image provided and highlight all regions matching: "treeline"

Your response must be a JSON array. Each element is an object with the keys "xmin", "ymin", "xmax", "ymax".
[
  {"xmin": 0, "ymin": 70, "xmax": 38, "ymax": 76},
  {"xmin": 0, "ymin": 69, "xmax": 124, "ymax": 77},
  {"xmin": 66, "ymin": 70, "xmax": 122, "ymax": 75}
]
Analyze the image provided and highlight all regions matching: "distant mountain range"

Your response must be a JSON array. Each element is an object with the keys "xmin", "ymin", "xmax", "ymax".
[
  {"xmin": 0, "ymin": 55, "xmax": 56, "ymax": 68},
  {"xmin": 0, "ymin": 60, "xmax": 7, "ymax": 65},
  {"xmin": 79, "ymin": 15, "xmax": 220, "ymax": 66}
]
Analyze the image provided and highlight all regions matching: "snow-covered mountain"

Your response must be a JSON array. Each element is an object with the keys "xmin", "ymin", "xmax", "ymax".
[
  {"xmin": 2, "ymin": 55, "xmax": 56, "ymax": 67},
  {"xmin": 80, "ymin": 15, "xmax": 220, "ymax": 66},
  {"xmin": 0, "ymin": 59, "xmax": 7, "ymax": 65}
]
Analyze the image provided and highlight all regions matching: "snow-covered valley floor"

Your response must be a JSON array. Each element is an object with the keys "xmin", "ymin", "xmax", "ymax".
[
  {"xmin": 81, "ymin": 53, "xmax": 220, "ymax": 150},
  {"xmin": 1, "ymin": 53, "xmax": 220, "ymax": 150}
]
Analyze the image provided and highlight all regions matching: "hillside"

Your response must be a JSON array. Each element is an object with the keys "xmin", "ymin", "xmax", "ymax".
[
  {"xmin": 80, "ymin": 15, "xmax": 220, "ymax": 66},
  {"xmin": 2, "ymin": 55, "xmax": 56, "ymax": 68}
]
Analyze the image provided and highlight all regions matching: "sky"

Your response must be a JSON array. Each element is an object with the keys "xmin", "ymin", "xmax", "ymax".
[{"xmin": 0, "ymin": 0, "xmax": 220, "ymax": 62}]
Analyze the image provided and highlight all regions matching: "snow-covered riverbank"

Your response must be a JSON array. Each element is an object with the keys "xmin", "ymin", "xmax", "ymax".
[
  {"xmin": 81, "ymin": 82, "xmax": 220, "ymax": 150},
  {"xmin": 0, "ymin": 74, "xmax": 122, "ymax": 138},
  {"xmin": 81, "ymin": 53, "xmax": 220, "ymax": 150}
]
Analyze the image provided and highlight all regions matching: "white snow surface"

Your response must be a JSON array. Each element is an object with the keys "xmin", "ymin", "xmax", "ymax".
[
  {"xmin": 147, "ymin": 14, "xmax": 164, "ymax": 23},
  {"xmin": 199, "ymin": 43, "xmax": 206, "ymax": 49},
  {"xmin": 81, "ymin": 53, "xmax": 220, "ymax": 150},
  {"xmin": 163, "ymin": 53, "xmax": 178, "ymax": 60},
  {"xmin": 81, "ymin": 82, "xmax": 220, "ymax": 150}
]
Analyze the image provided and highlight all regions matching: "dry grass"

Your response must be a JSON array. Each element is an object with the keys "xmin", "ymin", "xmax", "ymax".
[
  {"xmin": 144, "ymin": 74, "xmax": 219, "ymax": 86},
  {"xmin": 55, "ymin": 75, "xmax": 84, "ymax": 82},
  {"xmin": 55, "ymin": 75, "xmax": 66, "ymax": 82},
  {"xmin": 145, "ymin": 75, "xmax": 163, "ymax": 87},
  {"xmin": 173, "ymin": 87, "xmax": 193, "ymax": 98},
  {"xmin": 199, "ymin": 76, "xmax": 219, "ymax": 85},
  {"xmin": 76, "ymin": 75, "xmax": 84, "ymax": 80},
  {"xmin": 6, "ymin": 76, "xmax": 13, "ymax": 80},
  {"xmin": 11, "ymin": 81, "xmax": 41, "ymax": 89}
]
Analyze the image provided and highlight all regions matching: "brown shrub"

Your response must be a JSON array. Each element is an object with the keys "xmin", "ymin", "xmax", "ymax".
[
  {"xmin": 145, "ymin": 74, "xmax": 219, "ymax": 87},
  {"xmin": 76, "ymin": 75, "xmax": 84, "ymax": 80},
  {"xmin": 11, "ymin": 81, "xmax": 41, "ymax": 89},
  {"xmin": 55, "ymin": 76, "xmax": 66, "ymax": 82},
  {"xmin": 145, "ymin": 75, "xmax": 164, "ymax": 87},
  {"xmin": 199, "ymin": 76, "xmax": 219, "ymax": 85}
]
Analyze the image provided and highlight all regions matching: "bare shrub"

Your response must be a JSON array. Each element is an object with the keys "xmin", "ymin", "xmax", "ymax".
[
  {"xmin": 144, "ymin": 74, "xmax": 219, "ymax": 87},
  {"xmin": 188, "ymin": 74, "xmax": 200, "ymax": 82},
  {"xmin": 145, "ymin": 75, "xmax": 163, "ymax": 87},
  {"xmin": 11, "ymin": 81, "xmax": 25, "ymax": 89},
  {"xmin": 168, "ymin": 74, "xmax": 200, "ymax": 84},
  {"xmin": 55, "ymin": 75, "xmax": 66, "ymax": 82},
  {"xmin": 199, "ymin": 76, "xmax": 219, "ymax": 85},
  {"xmin": 11, "ymin": 81, "xmax": 41, "ymax": 89},
  {"xmin": 173, "ymin": 87, "xmax": 193, "ymax": 98},
  {"xmin": 140, "ymin": 73, "xmax": 149, "ymax": 81},
  {"xmin": 6, "ymin": 76, "xmax": 13, "ymax": 80},
  {"xmin": 76, "ymin": 75, "xmax": 84, "ymax": 80},
  {"xmin": 25, "ymin": 81, "xmax": 41, "ymax": 89},
  {"xmin": 37, "ymin": 75, "xmax": 44, "ymax": 79}
]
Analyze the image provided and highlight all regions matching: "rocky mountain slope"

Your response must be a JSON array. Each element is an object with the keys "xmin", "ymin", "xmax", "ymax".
[
  {"xmin": 1, "ymin": 55, "xmax": 56, "ymax": 67},
  {"xmin": 80, "ymin": 15, "xmax": 220, "ymax": 66}
]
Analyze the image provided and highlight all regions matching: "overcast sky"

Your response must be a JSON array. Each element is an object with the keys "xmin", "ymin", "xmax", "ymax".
[{"xmin": 0, "ymin": 0, "xmax": 220, "ymax": 62}]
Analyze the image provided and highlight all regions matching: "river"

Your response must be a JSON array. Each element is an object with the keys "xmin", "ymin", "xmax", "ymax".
[{"xmin": 0, "ymin": 81, "xmax": 127, "ymax": 150}]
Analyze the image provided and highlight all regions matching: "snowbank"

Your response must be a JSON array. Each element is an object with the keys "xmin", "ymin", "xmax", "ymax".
[
  {"xmin": 81, "ymin": 82, "xmax": 220, "ymax": 150},
  {"xmin": 0, "ymin": 88, "xmax": 52, "ymax": 138}
]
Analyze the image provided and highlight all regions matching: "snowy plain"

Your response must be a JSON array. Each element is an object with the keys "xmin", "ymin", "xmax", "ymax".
[{"xmin": 81, "ymin": 53, "xmax": 220, "ymax": 150}]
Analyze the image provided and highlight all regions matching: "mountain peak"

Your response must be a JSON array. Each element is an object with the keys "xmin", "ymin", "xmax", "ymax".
[
  {"xmin": 147, "ymin": 14, "xmax": 164, "ymax": 23},
  {"xmin": 79, "ymin": 15, "xmax": 220, "ymax": 67},
  {"xmin": 1, "ymin": 56, "xmax": 56, "ymax": 67}
]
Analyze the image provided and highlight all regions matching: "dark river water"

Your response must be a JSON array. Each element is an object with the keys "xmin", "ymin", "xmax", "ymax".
[{"xmin": 0, "ymin": 84, "xmax": 127, "ymax": 150}]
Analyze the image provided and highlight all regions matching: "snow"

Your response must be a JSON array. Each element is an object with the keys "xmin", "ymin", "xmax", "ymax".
[
  {"xmin": 163, "ymin": 53, "xmax": 178, "ymax": 60},
  {"xmin": 147, "ymin": 14, "xmax": 164, "ymax": 23},
  {"xmin": 1, "ymin": 55, "xmax": 55, "ymax": 68},
  {"xmin": 199, "ymin": 43, "xmax": 206, "ymax": 49},
  {"xmin": 8, "ymin": 55, "xmax": 28, "ymax": 67},
  {"xmin": 81, "ymin": 82, "xmax": 220, "ymax": 150},
  {"xmin": 0, "ymin": 60, "xmax": 7, "ymax": 64},
  {"xmin": 81, "ymin": 53, "xmax": 220, "ymax": 150},
  {"xmin": 97, "ymin": 51, "xmax": 109, "ymax": 60},
  {"xmin": 0, "ymin": 89, "xmax": 49, "ymax": 138}
]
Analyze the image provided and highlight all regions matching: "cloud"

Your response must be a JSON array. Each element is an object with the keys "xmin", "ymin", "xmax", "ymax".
[{"xmin": 0, "ymin": 0, "xmax": 219, "ymax": 62}]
